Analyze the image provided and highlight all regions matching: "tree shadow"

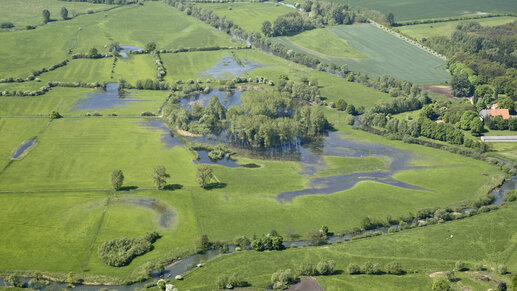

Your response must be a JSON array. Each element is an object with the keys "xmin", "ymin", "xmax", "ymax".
[
  {"xmin": 203, "ymin": 182, "xmax": 227, "ymax": 190},
  {"xmin": 333, "ymin": 270, "xmax": 344, "ymax": 275},
  {"xmin": 163, "ymin": 184, "xmax": 183, "ymax": 190},
  {"xmin": 119, "ymin": 185, "xmax": 138, "ymax": 191}
]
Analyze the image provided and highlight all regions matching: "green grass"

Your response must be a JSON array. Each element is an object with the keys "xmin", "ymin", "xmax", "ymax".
[
  {"xmin": 0, "ymin": 0, "xmax": 112, "ymax": 29},
  {"xmin": 274, "ymin": 27, "xmax": 366, "ymax": 60},
  {"xmin": 315, "ymin": 156, "xmax": 386, "ymax": 177},
  {"xmin": 113, "ymin": 55, "xmax": 156, "ymax": 84},
  {"xmin": 196, "ymin": 2, "xmax": 294, "ymax": 32},
  {"xmin": 0, "ymin": 118, "xmax": 197, "ymax": 191},
  {"xmin": 173, "ymin": 202, "xmax": 517, "ymax": 290},
  {"xmin": 0, "ymin": 87, "xmax": 168, "ymax": 116},
  {"xmin": 0, "ymin": 2, "xmax": 237, "ymax": 79},
  {"xmin": 276, "ymin": 24, "xmax": 450, "ymax": 84},
  {"xmin": 397, "ymin": 16, "xmax": 517, "ymax": 41},
  {"xmin": 333, "ymin": 0, "xmax": 517, "ymax": 21},
  {"xmin": 161, "ymin": 50, "xmax": 228, "ymax": 81}
]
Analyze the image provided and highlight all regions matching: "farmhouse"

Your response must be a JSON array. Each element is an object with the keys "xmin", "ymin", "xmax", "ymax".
[{"xmin": 479, "ymin": 109, "xmax": 510, "ymax": 120}]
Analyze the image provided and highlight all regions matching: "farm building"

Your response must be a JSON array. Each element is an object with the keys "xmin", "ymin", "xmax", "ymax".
[{"xmin": 479, "ymin": 109, "xmax": 510, "ymax": 120}]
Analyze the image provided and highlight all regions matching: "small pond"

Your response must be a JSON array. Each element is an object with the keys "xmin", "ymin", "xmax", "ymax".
[
  {"xmin": 200, "ymin": 54, "xmax": 260, "ymax": 79},
  {"xmin": 11, "ymin": 139, "xmax": 35, "ymax": 160},
  {"xmin": 73, "ymin": 83, "xmax": 153, "ymax": 111},
  {"xmin": 179, "ymin": 90, "xmax": 243, "ymax": 111},
  {"xmin": 119, "ymin": 45, "xmax": 143, "ymax": 58}
]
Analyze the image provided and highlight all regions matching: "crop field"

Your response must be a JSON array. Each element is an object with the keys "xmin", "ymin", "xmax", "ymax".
[
  {"xmin": 337, "ymin": 0, "xmax": 517, "ymax": 21},
  {"xmin": 0, "ymin": 0, "xmax": 112, "ymax": 29},
  {"xmin": 0, "ymin": 1, "xmax": 236, "ymax": 79},
  {"xmin": 274, "ymin": 28, "xmax": 367, "ymax": 60},
  {"xmin": 398, "ymin": 16, "xmax": 517, "ymax": 41},
  {"xmin": 173, "ymin": 202, "xmax": 517, "ymax": 290},
  {"xmin": 274, "ymin": 24, "xmax": 451, "ymax": 84},
  {"xmin": 196, "ymin": 2, "xmax": 294, "ymax": 32}
]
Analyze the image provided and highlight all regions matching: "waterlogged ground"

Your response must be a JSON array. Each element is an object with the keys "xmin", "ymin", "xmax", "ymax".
[
  {"xmin": 72, "ymin": 83, "xmax": 154, "ymax": 112},
  {"xmin": 200, "ymin": 54, "xmax": 261, "ymax": 79}
]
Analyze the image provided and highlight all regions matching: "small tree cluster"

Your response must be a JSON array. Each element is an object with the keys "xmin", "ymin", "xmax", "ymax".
[
  {"xmin": 152, "ymin": 166, "xmax": 170, "ymax": 190},
  {"xmin": 347, "ymin": 261, "xmax": 404, "ymax": 275},
  {"xmin": 216, "ymin": 273, "xmax": 247, "ymax": 289},
  {"xmin": 251, "ymin": 231, "xmax": 284, "ymax": 251}
]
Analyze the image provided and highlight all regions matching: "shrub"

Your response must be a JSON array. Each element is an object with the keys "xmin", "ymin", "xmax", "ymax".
[
  {"xmin": 49, "ymin": 111, "xmax": 62, "ymax": 119},
  {"xmin": 345, "ymin": 114, "xmax": 355, "ymax": 125},
  {"xmin": 474, "ymin": 263, "xmax": 484, "ymax": 271},
  {"xmin": 141, "ymin": 111, "xmax": 156, "ymax": 116},
  {"xmin": 455, "ymin": 260, "xmax": 466, "ymax": 271},
  {"xmin": 497, "ymin": 264, "xmax": 507, "ymax": 275},
  {"xmin": 316, "ymin": 260, "xmax": 336, "ymax": 275},
  {"xmin": 271, "ymin": 269, "xmax": 297, "ymax": 290},
  {"xmin": 298, "ymin": 262, "xmax": 317, "ymax": 276},
  {"xmin": 216, "ymin": 273, "xmax": 247, "ymax": 289},
  {"xmin": 196, "ymin": 234, "xmax": 212, "ymax": 253},
  {"xmin": 97, "ymin": 232, "xmax": 160, "ymax": 267},
  {"xmin": 362, "ymin": 261, "xmax": 381, "ymax": 275},
  {"xmin": 432, "ymin": 278, "xmax": 451, "ymax": 291},
  {"xmin": 306, "ymin": 229, "xmax": 328, "ymax": 246},
  {"xmin": 386, "ymin": 261, "xmax": 404, "ymax": 275},
  {"xmin": 0, "ymin": 22, "xmax": 14, "ymax": 29},
  {"xmin": 347, "ymin": 263, "xmax": 361, "ymax": 274}
]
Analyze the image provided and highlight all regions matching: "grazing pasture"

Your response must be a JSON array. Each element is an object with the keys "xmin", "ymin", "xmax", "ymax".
[
  {"xmin": 276, "ymin": 24, "xmax": 450, "ymax": 84},
  {"xmin": 196, "ymin": 2, "xmax": 294, "ymax": 32},
  {"xmin": 336, "ymin": 0, "xmax": 517, "ymax": 21},
  {"xmin": 397, "ymin": 16, "xmax": 517, "ymax": 41}
]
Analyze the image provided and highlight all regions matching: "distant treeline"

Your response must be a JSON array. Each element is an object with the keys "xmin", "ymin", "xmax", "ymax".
[
  {"xmin": 60, "ymin": 0, "xmax": 136, "ymax": 4},
  {"xmin": 395, "ymin": 13, "xmax": 516, "ymax": 26}
]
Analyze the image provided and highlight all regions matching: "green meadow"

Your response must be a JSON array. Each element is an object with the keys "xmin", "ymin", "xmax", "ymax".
[
  {"xmin": 273, "ymin": 24, "xmax": 451, "ymax": 84},
  {"xmin": 0, "ymin": 0, "xmax": 112, "ymax": 29},
  {"xmin": 196, "ymin": 2, "xmax": 294, "ymax": 32},
  {"xmin": 0, "ymin": 1, "xmax": 236, "ymax": 79},
  {"xmin": 398, "ymin": 16, "xmax": 517, "ymax": 41},
  {"xmin": 173, "ymin": 202, "xmax": 517, "ymax": 290},
  {"xmin": 336, "ymin": 0, "xmax": 517, "ymax": 21},
  {"xmin": 0, "ymin": 87, "xmax": 168, "ymax": 116}
]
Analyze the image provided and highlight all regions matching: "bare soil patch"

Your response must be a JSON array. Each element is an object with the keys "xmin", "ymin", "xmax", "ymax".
[{"xmin": 287, "ymin": 277, "xmax": 323, "ymax": 291}]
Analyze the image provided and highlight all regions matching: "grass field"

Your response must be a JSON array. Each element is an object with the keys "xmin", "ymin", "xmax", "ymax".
[
  {"xmin": 0, "ymin": 87, "xmax": 168, "ymax": 116},
  {"xmin": 315, "ymin": 156, "xmax": 386, "ymax": 177},
  {"xmin": 0, "ymin": 118, "xmax": 197, "ymax": 191},
  {"xmin": 0, "ymin": 0, "xmax": 112, "ymax": 29},
  {"xmin": 335, "ymin": 0, "xmax": 517, "ymax": 21},
  {"xmin": 161, "ymin": 49, "xmax": 392, "ymax": 108},
  {"xmin": 173, "ymin": 202, "xmax": 517, "ymax": 290},
  {"xmin": 397, "ymin": 16, "xmax": 517, "ymax": 41},
  {"xmin": 196, "ymin": 2, "xmax": 294, "ymax": 32},
  {"xmin": 0, "ymin": 2, "xmax": 237, "ymax": 79},
  {"xmin": 274, "ymin": 27, "xmax": 366, "ymax": 60},
  {"xmin": 273, "ymin": 24, "xmax": 450, "ymax": 84}
]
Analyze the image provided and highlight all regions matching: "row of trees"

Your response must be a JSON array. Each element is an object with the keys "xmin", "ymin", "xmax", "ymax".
[
  {"xmin": 110, "ymin": 165, "xmax": 214, "ymax": 190},
  {"xmin": 42, "ymin": 7, "xmax": 70, "ymax": 24}
]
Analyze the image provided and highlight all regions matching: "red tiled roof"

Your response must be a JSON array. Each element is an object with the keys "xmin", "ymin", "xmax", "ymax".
[{"xmin": 485, "ymin": 109, "xmax": 510, "ymax": 120}]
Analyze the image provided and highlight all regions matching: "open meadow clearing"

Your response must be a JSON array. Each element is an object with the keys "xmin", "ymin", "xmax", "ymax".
[
  {"xmin": 335, "ymin": 0, "xmax": 517, "ymax": 21},
  {"xmin": 274, "ymin": 24, "xmax": 451, "ymax": 84},
  {"xmin": 397, "ymin": 16, "xmax": 517, "ymax": 41}
]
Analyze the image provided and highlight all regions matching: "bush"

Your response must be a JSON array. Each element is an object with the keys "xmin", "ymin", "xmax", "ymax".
[
  {"xmin": 432, "ymin": 278, "xmax": 451, "ymax": 291},
  {"xmin": 1, "ymin": 22, "xmax": 14, "ymax": 29},
  {"xmin": 306, "ymin": 229, "xmax": 328, "ymax": 246},
  {"xmin": 216, "ymin": 273, "xmax": 247, "ymax": 289},
  {"xmin": 497, "ymin": 264, "xmax": 507, "ymax": 275},
  {"xmin": 347, "ymin": 263, "xmax": 361, "ymax": 274},
  {"xmin": 386, "ymin": 261, "xmax": 404, "ymax": 275},
  {"xmin": 141, "ymin": 111, "xmax": 156, "ymax": 116},
  {"xmin": 362, "ymin": 261, "xmax": 381, "ymax": 275},
  {"xmin": 49, "ymin": 111, "xmax": 62, "ymax": 119},
  {"xmin": 98, "ymin": 232, "xmax": 160, "ymax": 267},
  {"xmin": 316, "ymin": 260, "xmax": 336, "ymax": 275},
  {"xmin": 271, "ymin": 269, "xmax": 297, "ymax": 290},
  {"xmin": 298, "ymin": 262, "xmax": 317, "ymax": 276},
  {"xmin": 345, "ymin": 114, "xmax": 355, "ymax": 125},
  {"xmin": 455, "ymin": 260, "xmax": 466, "ymax": 271}
]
